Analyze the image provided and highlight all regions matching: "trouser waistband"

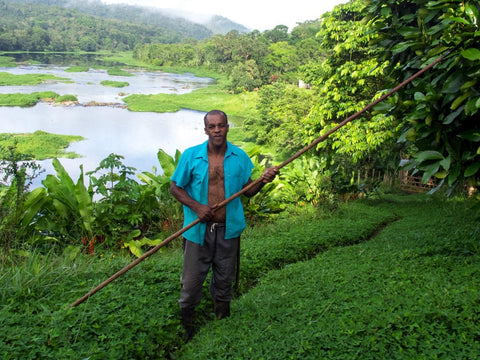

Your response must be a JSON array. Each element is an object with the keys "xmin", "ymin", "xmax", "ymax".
[{"xmin": 207, "ymin": 222, "xmax": 226, "ymax": 232}]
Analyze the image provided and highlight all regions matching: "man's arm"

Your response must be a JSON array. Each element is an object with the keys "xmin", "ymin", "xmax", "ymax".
[
  {"xmin": 170, "ymin": 181, "xmax": 215, "ymax": 222},
  {"xmin": 243, "ymin": 167, "xmax": 279, "ymax": 198}
]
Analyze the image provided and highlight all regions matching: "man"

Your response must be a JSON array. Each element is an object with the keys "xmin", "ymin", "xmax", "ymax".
[{"xmin": 170, "ymin": 110, "xmax": 278, "ymax": 340}]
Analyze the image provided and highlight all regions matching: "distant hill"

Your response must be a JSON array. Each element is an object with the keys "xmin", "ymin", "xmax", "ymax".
[{"xmin": 0, "ymin": 0, "xmax": 249, "ymax": 52}]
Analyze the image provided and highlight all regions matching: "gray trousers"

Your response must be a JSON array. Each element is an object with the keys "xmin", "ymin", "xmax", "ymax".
[{"xmin": 179, "ymin": 223, "xmax": 239, "ymax": 310}]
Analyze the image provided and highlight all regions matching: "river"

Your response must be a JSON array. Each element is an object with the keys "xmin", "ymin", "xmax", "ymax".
[{"xmin": 0, "ymin": 62, "xmax": 215, "ymax": 187}]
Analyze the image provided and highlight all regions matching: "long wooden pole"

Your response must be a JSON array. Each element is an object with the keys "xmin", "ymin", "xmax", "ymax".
[{"xmin": 69, "ymin": 52, "xmax": 448, "ymax": 308}]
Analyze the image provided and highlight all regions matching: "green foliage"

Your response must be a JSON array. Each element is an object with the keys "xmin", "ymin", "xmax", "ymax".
[
  {"xmin": 244, "ymin": 82, "xmax": 316, "ymax": 156},
  {"xmin": 2, "ymin": 195, "xmax": 476, "ymax": 359},
  {"xmin": 0, "ymin": 55, "xmax": 16, "ymax": 67},
  {"xmin": 280, "ymin": 155, "xmax": 339, "ymax": 209},
  {"xmin": 180, "ymin": 196, "xmax": 480, "ymax": 359},
  {"xmin": 54, "ymin": 94, "xmax": 78, "ymax": 102},
  {"xmin": 241, "ymin": 144, "xmax": 286, "ymax": 219},
  {"xmin": 0, "ymin": 140, "xmax": 43, "ymax": 255},
  {"xmin": 86, "ymin": 154, "xmax": 142, "ymax": 246},
  {"xmin": 40, "ymin": 158, "xmax": 95, "ymax": 242},
  {"xmin": 106, "ymin": 67, "xmax": 133, "ymax": 76},
  {"xmin": 301, "ymin": 1, "xmax": 395, "ymax": 168},
  {"xmin": 0, "ymin": 92, "xmax": 41, "ymax": 107},
  {"xmin": 0, "ymin": 71, "xmax": 69, "ymax": 85},
  {"xmin": 64, "ymin": 66, "xmax": 89, "ymax": 72},
  {"xmin": 0, "ymin": 131, "xmax": 84, "ymax": 160},
  {"xmin": 100, "ymin": 80, "xmax": 129, "ymax": 88},
  {"xmin": 137, "ymin": 149, "xmax": 183, "ymax": 234},
  {"xmin": 0, "ymin": 0, "xmax": 213, "ymax": 52},
  {"xmin": 133, "ymin": 20, "xmax": 325, "ymax": 92},
  {"xmin": 123, "ymin": 80, "xmax": 259, "ymax": 117},
  {"xmin": 366, "ymin": 0, "xmax": 480, "ymax": 193}
]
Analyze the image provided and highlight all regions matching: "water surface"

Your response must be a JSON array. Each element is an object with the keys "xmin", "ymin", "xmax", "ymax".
[{"xmin": 0, "ymin": 64, "xmax": 213, "ymax": 186}]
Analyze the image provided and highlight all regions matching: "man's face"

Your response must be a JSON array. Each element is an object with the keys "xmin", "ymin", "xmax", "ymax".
[{"xmin": 204, "ymin": 113, "xmax": 229, "ymax": 148}]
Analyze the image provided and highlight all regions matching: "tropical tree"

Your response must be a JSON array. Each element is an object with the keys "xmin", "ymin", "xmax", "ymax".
[
  {"xmin": 365, "ymin": 0, "xmax": 480, "ymax": 194},
  {"xmin": 299, "ymin": 1, "xmax": 395, "ymax": 184}
]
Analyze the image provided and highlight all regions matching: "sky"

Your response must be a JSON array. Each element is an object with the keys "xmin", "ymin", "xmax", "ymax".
[{"xmin": 100, "ymin": 0, "xmax": 350, "ymax": 31}]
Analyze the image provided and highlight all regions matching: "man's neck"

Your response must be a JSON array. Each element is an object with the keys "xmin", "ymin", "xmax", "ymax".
[{"xmin": 207, "ymin": 141, "xmax": 227, "ymax": 156}]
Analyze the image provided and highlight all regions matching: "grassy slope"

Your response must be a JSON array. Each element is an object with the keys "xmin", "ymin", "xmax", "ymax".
[
  {"xmin": 179, "ymin": 195, "xmax": 480, "ymax": 359},
  {"xmin": 0, "ymin": 195, "xmax": 478, "ymax": 359}
]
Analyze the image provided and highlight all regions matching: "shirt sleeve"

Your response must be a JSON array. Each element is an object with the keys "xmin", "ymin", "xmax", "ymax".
[{"xmin": 170, "ymin": 149, "xmax": 191, "ymax": 189}]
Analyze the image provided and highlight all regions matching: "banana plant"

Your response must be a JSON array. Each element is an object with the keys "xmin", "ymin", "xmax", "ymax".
[
  {"xmin": 137, "ymin": 149, "xmax": 183, "ymax": 230},
  {"xmin": 41, "ymin": 158, "xmax": 94, "ymax": 241},
  {"xmin": 137, "ymin": 148, "xmax": 181, "ymax": 195}
]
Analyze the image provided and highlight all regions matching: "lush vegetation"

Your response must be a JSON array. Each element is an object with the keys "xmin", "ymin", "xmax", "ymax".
[
  {"xmin": 0, "ymin": 195, "xmax": 478, "ymax": 359},
  {"xmin": 0, "ymin": 131, "xmax": 83, "ymax": 159},
  {"xmin": 100, "ymin": 80, "xmax": 129, "ymax": 88},
  {"xmin": 0, "ymin": 0, "xmax": 247, "ymax": 52},
  {"xmin": 0, "ymin": 71, "xmax": 68, "ymax": 85},
  {"xmin": 131, "ymin": 0, "xmax": 479, "ymax": 196},
  {"xmin": 181, "ymin": 196, "xmax": 480, "ymax": 359},
  {"xmin": 0, "ymin": 91, "xmax": 76, "ymax": 106}
]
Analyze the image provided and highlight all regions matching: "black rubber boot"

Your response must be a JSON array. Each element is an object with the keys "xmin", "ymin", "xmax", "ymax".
[
  {"xmin": 214, "ymin": 301, "xmax": 230, "ymax": 320},
  {"xmin": 181, "ymin": 307, "xmax": 195, "ymax": 342}
]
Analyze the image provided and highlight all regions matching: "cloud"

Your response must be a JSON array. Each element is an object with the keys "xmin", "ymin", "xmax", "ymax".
[{"xmin": 100, "ymin": 0, "xmax": 348, "ymax": 31}]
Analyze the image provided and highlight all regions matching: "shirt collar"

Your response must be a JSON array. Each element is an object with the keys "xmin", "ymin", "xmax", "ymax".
[{"xmin": 195, "ymin": 140, "xmax": 238, "ymax": 160}]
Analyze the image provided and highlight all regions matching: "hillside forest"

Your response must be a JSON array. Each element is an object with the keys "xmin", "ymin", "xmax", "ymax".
[{"xmin": 0, "ymin": 0, "xmax": 479, "ymax": 254}]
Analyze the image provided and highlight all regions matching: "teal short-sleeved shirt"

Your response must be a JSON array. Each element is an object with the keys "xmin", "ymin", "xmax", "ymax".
[{"xmin": 171, "ymin": 141, "xmax": 254, "ymax": 245}]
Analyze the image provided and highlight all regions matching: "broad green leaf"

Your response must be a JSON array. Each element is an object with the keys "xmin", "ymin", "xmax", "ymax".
[
  {"xmin": 422, "ymin": 162, "xmax": 440, "ymax": 183},
  {"xmin": 75, "ymin": 165, "xmax": 94, "ymax": 236},
  {"xmin": 444, "ymin": 106, "xmax": 464, "ymax": 124},
  {"xmin": 20, "ymin": 187, "xmax": 47, "ymax": 227},
  {"xmin": 458, "ymin": 130, "xmax": 480, "ymax": 142},
  {"xmin": 464, "ymin": 162, "xmax": 480, "ymax": 177},
  {"xmin": 434, "ymin": 170, "xmax": 447, "ymax": 179},
  {"xmin": 451, "ymin": 92, "xmax": 471, "ymax": 110},
  {"xmin": 447, "ymin": 164, "xmax": 461, "ymax": 187},
  {"xmin": 415, "ymin": 150, "xmax": 444, "ymax": 162},
  {"xmin": 157, "ymin": 149, "xmax": 175, "ymax": 177},
  {"xmin": 439, "ymin": 155, "xmax": 451, "ymax": 170},
  {"xmin": 397, "ymin": 26, "xmax": 420, "ymax": 37},
  {"xmin": 414, "ymin": 92, "xmax": 426, "ymax": 101},
  {"xmin": 465, "ymin": 97, "xmax": 480, "ymax": 115},
  {"xmin": 442, "ymin": 74, "xmax": 466, "ymax": 94},
  {"xmin": 391, "ymin": 41, "xmax": 413, "ymax": 53},
  {"xmin": 460, "ymin": 80, "xmax": 477, "ymax": 91}
]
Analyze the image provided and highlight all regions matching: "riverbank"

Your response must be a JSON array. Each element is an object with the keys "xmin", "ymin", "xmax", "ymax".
[{"xmin": 1, "ymin": 54, "xmax": 242, "ymax": 162}]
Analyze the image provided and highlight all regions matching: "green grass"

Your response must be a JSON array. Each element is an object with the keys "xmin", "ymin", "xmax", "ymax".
[
  {"xmin": 0, "ymin": 130, "xmax": 84, "ymax": 159},
  {"xmin": 0, "ymin": 56, "xmax": 16, "ymax": 67},
  {"xmin": 107, "ymin": 67, "xmax": 134, "ymax": 77},
  {"xmin": 0, "ymin": 71, "xmax": 70, "ymax": 86},
  {"xmin": 180, "ymin": 195, "xmax": 480, "ymax": 359},
  {"xmin": 123, "ymin": 80, "xmax": 259, "ymax": 118},
  {"xmin": 0, "ymin": 92, "xmax": 78, "ymax": 107},
  {"xmin": 65, "ymin": 66, "xmax": 89, "ymax": 72},
  {"xmin": 100, "ymin": 80, "xmax": 129, "ymax": 88},
  {"xmin": 0, "ymin": 195, "xmax": 478, "ymax": 359},
  {"xmin": 55, "ymin": 94, "xmax": 78, "ymax": 103}
]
